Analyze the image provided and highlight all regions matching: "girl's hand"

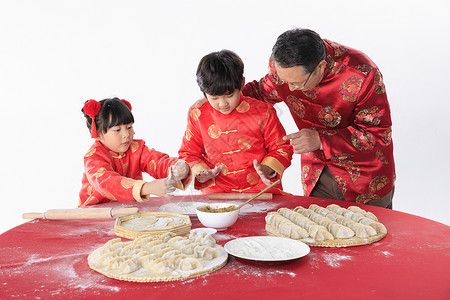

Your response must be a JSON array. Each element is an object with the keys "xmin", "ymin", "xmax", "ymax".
[
  {"xmin": 253, "ymin": 159, "xmax": 275, "ymax": 186},
  {"xmin": 195, "ymin": 165, "xmax": 223, "ymax": 183},
  {"xmin": 171, "ymin": 161, "xmax": 190, "ymax": 181},
  {"xmin": 141, "ymin": 177, "xmax": 177, "ymax": 198}
]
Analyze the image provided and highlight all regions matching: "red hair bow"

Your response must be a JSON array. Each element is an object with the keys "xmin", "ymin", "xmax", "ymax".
[
  {"xmin": 83, "ymin": 99, "xmax": 101, "ymax": 138},
  {"xmin": 120, "ymin": 99, "xmax": 132, "ymax": 111}
]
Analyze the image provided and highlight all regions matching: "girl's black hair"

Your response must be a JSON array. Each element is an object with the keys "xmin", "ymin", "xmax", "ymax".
[
  {"xmin": 81, "ymin": 97, "xmax": 134, "ymax": 136},
  {"xmin": 196, "ymin": 49, "xmax": 244, "ymax": 96}
]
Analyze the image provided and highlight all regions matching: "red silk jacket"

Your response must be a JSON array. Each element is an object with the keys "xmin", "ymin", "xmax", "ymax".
[
  {"xmin": 178, "ymin": 94, "xmax": 293, "ymax": 194},
  {"xmin": 242, "ymin": 39, "xmax": 395, "ymax": 203},
  {"xmin": 79, "ymin": 139, "xmax": 188, "ymax": 206}
]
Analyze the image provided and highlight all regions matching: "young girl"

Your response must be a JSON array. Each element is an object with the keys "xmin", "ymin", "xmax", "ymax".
[{"xmin": 79, "ymin": 97, "xmax": 190, "ymax": 207}]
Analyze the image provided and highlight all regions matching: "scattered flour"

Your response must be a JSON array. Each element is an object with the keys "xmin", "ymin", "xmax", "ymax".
[
  {"xmin": 322, "ymin": 253, "xmax": 352, "ymax": 268},
  {"xmin": 3, "ymin": 250, "xmax": 122, "ymax": 298},
  {"xmin": 227, "ymin": 261, "xmax": 297, "ymax": 278},
  {"xmin": 380, "ymin": 251, "xmax": 393, "ymax": 256},
  {"xmin": 213, "ymin": 232, "xmax": 240, "ymax": 242}
]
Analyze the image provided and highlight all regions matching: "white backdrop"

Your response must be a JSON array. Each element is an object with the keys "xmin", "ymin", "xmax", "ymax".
[{"xmin": 1, "ymin": 0, "xmax": 449, "ymax": 234}]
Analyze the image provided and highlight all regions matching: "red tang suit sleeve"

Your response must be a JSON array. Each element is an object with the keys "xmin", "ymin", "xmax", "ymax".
[
  {"xmin": 260, "ymin": 105, "xmax": 294, "ymax": 180},
  {"xmin": 178, "ymin": 102, "xmax": 215, "ymax": 190},
  {"xmin": 140, "ymin": 143, "xmax": 191, "ymax": 190},
  {"xmin": 242, "ymin": 58, "xmax": 285, "ymax": 105},
  {"xmin": 81, "ymin": 149, "xmax": 149, "ymax": 206}
]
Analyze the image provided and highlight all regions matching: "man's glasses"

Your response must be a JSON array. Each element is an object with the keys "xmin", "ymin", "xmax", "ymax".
[{"xmin": 279, "ymin": 65, "xmax": 316, "ymax": 90}]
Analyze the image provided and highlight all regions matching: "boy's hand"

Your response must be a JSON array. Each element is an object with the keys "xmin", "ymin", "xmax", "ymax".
[
  {"xmin": 141, "ymin": 177, "xmax": 177, "ymax": 198},
  {"xmin": 196, "ymin": 165, "xmax": 223, "ymax": 183},
  {"xmin": 253, "ymin": 159, "xmax": 275, "ymax": 186},
  {"xmin": 171, "ymin": 161, "xmax": 190, "ymax": 181}
]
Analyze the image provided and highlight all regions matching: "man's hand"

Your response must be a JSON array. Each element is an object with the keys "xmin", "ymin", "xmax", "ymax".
[
  {"xmin": 283, "ymin": 129, "xmax": 321, "ymax": 154},
  {"xmin": 195, "ymin": 165, "xmax": 223, "ymax": 183},
  {"xmin": 253, "ymin": 159, "xmax": 275, "ymax": 186}
]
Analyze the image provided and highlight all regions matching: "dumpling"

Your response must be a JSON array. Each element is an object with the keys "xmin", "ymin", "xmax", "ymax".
[
  {"xmin": 167, "ymin": 254, "xmax": 188, "ymax": 267},
  {"xmin": 307, "ymin": 225, "xmax": 333, "ymax": 241},
  {"xmin": 289, "ymin": 225, "xmax": 309, "ymax": 239},
  {"xmin": 167, "ymin": 236, "xmax": 185, "ymax": 247},
  {"xmin": 193, "ymin": 245, "xmax": 219, "ymax": 260},
  {"xmin": 308, "ymin": 204, "xmax": 321, "ymax": 212},
  {"xmin": 301, "ymin": 209, "xmax": 315, "ymax": 218},
  {"xmin": 138, "ymin": 254, "xmax": 157, "ymax": 266},
  {"xmin": 143, "ymin": 240, "xmax": 163, "ymax": 251},
  {"xmin": 126, "ymin": 249, "xmax": 147, "ymax": 258},
  {"xmin": 119, "ymin": 258, "xmax": 140, "ymax": 274},
  {"xmin": 342, "ymin": 210, "xmax": 355, "ymax": 219},
  {"xmin": 98, "ymin": 251, "xmax": 119, "ymax": 267},
  {"xmin": 120, "ymin": 244, "xmax": 140, "ymax": 256},
  {"xmin": 328, "ymin": 223, "xmax": 355, "ymax": 238},
  {"xmin": 132, "ymin": 235, "xmax": 155, "ymax": 247},
  {"xmin": 159, "ymin": 232, "xmax": 177, "ymax": 243},
  {"xmin": 346, "ymin": 222, "xmax": 377, "ymax": 238},
  {"xmin": 314, "ymin": 230, "xmax": 334, "ymax": 241},
  {"xmin": 347, "ymin": 206, "xmax": 379, "ymax": 221},
  {"xmin": 189, "ymin": 231, "xmax": 216, "ymax": 247},
  {"xmin": 266, "ymin": 212, "xmax": 285, "ymax": 229},
  {"xmin": 293, "ymin": 206, "xmax": 306, "ymax": 214},
  {"xmin": 326, "ymin": 204, "xmax": 346, "ymax": 216},
  {"xmin": 176, "ymin": 239, "xmax": 195, "ymax": 249},
  {"xmin": 148, "ymin": 243, "xmax": 170, "ymax": 254},
  {"xmin": 368, "ymin": 222, "xmax": 387, "ymax": 234},
  {"xmin": 145, "ymin": 258, "xmax": 175, "ymax": 274},
  {"xmin": 107, "ymin": 256, "xmax": 128, "ymax": 270},
  {"xmin": 179, "ymin": 257, "xmax": 203, "ymax": 271},
  {"xmin": 161, "ymin": 249, "xmax": 182, "ymax": 259},
  {"xmin": 155, "ymin": 247, "xmax": 173, "ymax": 258},
  {"xmin": 104, "ymin": 238, "xmax": 124, "ymax": 251},
  {"xmin": 350, "ymin": 212, "xmax": 365, "ymax": 222},
  {"xmin": 180, "ymin": 242, "xmax": 197, "ymax": 255}
]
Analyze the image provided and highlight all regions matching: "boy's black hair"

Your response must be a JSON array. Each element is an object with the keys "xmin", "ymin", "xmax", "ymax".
[
  {"xmin": 271, "ymin": 28, "xmax": 326, "ymax": 73},
  {"xmin": 196, "ymin": 49, "xmax": 244, "ymax": 96},
  {"xmin": 82, "ymin": 97, "xmax": 134, "ymax": 136}
]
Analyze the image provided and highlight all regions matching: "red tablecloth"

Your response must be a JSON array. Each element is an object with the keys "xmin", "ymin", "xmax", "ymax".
[{"xmin": 1, "ymin": 195, "xmax": 449, "ymax": 299}]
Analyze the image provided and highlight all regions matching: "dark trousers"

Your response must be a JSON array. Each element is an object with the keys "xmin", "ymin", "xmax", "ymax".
[{"xmin": 310, "ymin": 166, "xmax": 394, "ymax": 209}]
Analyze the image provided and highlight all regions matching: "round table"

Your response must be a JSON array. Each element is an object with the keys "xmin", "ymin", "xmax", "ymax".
[{"xmin": 1, "ymin": 195, "xmax": 449, "ymax": 299}]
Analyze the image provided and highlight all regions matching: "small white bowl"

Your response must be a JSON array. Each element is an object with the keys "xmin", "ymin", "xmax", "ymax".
[{"xmin": 195, "ymin": 203, "xmax": 240, "ymax": 231}]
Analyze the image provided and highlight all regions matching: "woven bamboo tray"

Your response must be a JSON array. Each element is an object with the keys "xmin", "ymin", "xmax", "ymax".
[{"xmin": 114, "ymin": 212, "xmax": 191, "ymax": 239}]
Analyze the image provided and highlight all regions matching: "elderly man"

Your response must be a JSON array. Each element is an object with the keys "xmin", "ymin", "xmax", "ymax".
[{"xmin": 243, "ymin": 28, "xmax": 395, "ymax": 208}]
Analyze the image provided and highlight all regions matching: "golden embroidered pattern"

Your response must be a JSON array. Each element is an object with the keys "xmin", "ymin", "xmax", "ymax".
[
  {"xmin": 236, "ymin": 101, "xmax": 250, "ymax": 113},
  {"xmin": 121, "ymin": 178, "xmax": 135, "ymax": 189},
  {"xmin": 85, "ymin": 148, "xmax": 96, "ymax": 157},
  {"xmin": 94, "ymin": 167, "xmax": 106, "ymax": 178}
]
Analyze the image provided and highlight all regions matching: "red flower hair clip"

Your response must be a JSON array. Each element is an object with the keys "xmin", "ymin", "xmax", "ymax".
[
  {"xmin": 120, "ymin": 99, "xmax": 132, "ymax": 111},
  {"xmin": 83, "ymin": 99, "xmax": 101, "ymax": 138}
]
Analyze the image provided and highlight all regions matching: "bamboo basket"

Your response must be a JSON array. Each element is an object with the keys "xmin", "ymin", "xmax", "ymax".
[{"xmin": 114, "ymin": 212, "xmax": 191, "ymax": 239}]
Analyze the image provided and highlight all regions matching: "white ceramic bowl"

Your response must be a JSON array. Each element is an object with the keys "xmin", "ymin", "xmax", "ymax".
[{"xmin": 195, "ymin": 203, "xmax": 240, "ymax": 231}]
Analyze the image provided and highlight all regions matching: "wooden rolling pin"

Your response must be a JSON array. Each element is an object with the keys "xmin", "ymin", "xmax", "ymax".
[
  {"xmin": 207, "ymin": 193, "xmax": 272, "ymax": 200},
  {"xmin": 22, "ymin": 207, "xmax": 139, "ymax": 220}
]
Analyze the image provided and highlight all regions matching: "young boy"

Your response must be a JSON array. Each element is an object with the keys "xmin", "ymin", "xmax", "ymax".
[{"xmin": 178, "ymin": 50, "xmax": 293, "ymax": 194}]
